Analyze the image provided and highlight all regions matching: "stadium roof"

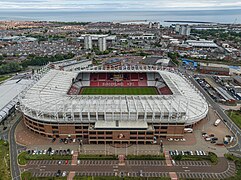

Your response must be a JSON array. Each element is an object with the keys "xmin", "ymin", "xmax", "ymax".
[
  {"xmin": 19, "ymin": 67, "xmax": 208, "ymax": 125},
  {"xmin": 0, "ymin": 78, "xmax": 33, "ymax": 123}
]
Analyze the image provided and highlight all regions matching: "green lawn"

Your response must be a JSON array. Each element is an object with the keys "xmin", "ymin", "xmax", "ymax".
[
  {"xmin": 80, "ymin": 87, "xmax": 158, "ymax": 95},
  {"xmin": 227, "ymin": 110, "xmax": 241, "ymax": 129},
  {"xmin": 0, "ymin": 140, "xmax": 11, "ymax": 180}
]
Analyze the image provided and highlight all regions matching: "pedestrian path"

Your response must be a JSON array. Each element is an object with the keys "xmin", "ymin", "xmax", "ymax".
[
  {"xmin": 67, "ymin": 172, "xmax": 75, "ymax": 180},
  {"xmin": 67, "ymin": 151, "xmax": 79, "ymax": 180},
  {"xmin": 71, "ymin": 151, "xmax": 78, "ymax": 165},
  {"xmin": 165, "ymin": 150, "xmax": 178, "ymax": 180},
  {"xmin": 164, "ymin": 150, "xmax": 172, "ymax": 166}
]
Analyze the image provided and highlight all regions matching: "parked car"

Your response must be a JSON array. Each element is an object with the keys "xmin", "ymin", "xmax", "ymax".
[
  {"xmin": 205, "ymin": 137, "xmax": 212, "ymax": 141},
  {"xmin": 212, "ymin": 137, "xmax": 218, "ymax": 141},
  {"xmin": 56, "ymin": 170, "xmax": 61, "ymax": 177},
  {"xmin": 62, "ymin": 171, "xmax": 67, "ymax": 177}
]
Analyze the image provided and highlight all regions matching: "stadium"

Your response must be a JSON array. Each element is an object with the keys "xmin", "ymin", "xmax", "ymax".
[{"xmin": 18, "ymin": 66, "xmax": 208, "ymax": 144}]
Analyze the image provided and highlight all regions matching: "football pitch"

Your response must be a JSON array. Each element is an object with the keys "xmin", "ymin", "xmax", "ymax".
[{"xmin": 80, "ymin": 87, "xmax": 158, "ymax": 95}]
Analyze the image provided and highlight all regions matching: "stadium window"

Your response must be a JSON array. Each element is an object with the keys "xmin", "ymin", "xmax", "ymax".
[
  {"xmin": 106, "ymin": 131, "xmax": 112, "ymax": 135},
  {"xmin": 130, "ymin": 131, "xmax": 137, "ymax": 135},
  {"xmin": 106, "ymin": 137, "xmax": 112, "ymax": 139},
  {"xmin": 146, "ymin": 131, "xmax": 153, "ymax": 135},
  {"xmin": 138, "ymin": 115, "xmax": 144, "ymax": 119},
  {"xmin": 75, "ymin": 126, "xmax": 82, "ymax": 129},
  {"xmin": 98, "ymin": 115, "xmax": 104, "ymax": 120},
  {"xmin": 89, "ymin": 132, "xmax": 96, "ymax": 135},
  {"xmin": 160, "ymin": 131, "xmax": 167, "ymax": 134},
  {"xmin": 97, "ymin": 131, "xmax": 104, "ymax": 134},
  {"xmin": 147, "ymin": 115, "xmax": 152, "ymax": 119},
  {"xmin": 74, "ymin": 113, "xmax": 80, "ymax": 119},
  {"xmin": 39, "ymin": 124, "xmax": 44, "ymax": 128},
  {"xmin": 52, "ymin": 126, "xmax": 58, "ymax": 129},
  {"xmin": 161, "ymin": 126, "xmax": 168, "ymax": 129},
  {"xmin": 90, "ymin": 114, "xmax": 96, "ymax": 119},
  {"xmin": 138, "ymin": 132, "xmax": 145, "ymax": 135},
  {"xmin": 155, "ymin": 115, "xmax": 161, "ymax": 119}
]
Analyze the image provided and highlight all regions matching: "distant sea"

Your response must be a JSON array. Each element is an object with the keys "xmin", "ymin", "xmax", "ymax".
[{"xmin": 0, "ymin": 9, "xmax": 241, "ymax": 25}]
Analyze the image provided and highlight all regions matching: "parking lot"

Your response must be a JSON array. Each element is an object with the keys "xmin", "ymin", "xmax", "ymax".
[
  {"xmin": 28, "ymin": 160, "xmax": 71, "ymax": 166},
  {"xmin": 77, "ymin": 160, "xmax": 118, "ymax": 166},
  {"xmin": 32, "ymin": 171, "xmax": 57, "ymax": 177},
  {"xmin": 75, "ymin": 171, "xmax": 170, "ymax": 177},
  {"xmin": 174, "ymin": 160, "xmax": 211, "ymax": 167},
  {"xmin": 126, "ymin": 160, "xmax": 166, "ymax": 166}
]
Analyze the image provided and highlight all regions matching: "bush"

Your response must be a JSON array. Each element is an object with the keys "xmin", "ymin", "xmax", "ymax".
[
  {"xmin": 126, "ymin": 154, "xmax": 165, "ymax": 160},
  {"xmin": 78, "ymin": 154, "xmax": 117, "ymax": 160},
  {"xmin": 208, "ymin": 152, "xmax": 218, "ymax": 164},
  {"xmin": 173, "ymin": 154, "xmax": 182, "ymax": 160}
]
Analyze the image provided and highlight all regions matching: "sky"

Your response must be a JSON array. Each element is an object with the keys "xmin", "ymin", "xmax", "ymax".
[{"xmin": 0, "ymin": 0, "xmax": 241, "ymax": 11}]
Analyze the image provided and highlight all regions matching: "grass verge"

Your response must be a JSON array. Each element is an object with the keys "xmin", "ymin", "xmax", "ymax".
[
  {"xmin": 18, "ymin": 152, "xmax": 72, "ymax": 165},
  {"xmin": 224, "ymin": 153, "xmax": 241, "ymax": 180},
  {"xmin": 0, "ymin": 140, "xmax": 11, "ymax": 180},
  {"xmin": 226, "ymin": 110, "xmax": 241, "ymax": 129}
]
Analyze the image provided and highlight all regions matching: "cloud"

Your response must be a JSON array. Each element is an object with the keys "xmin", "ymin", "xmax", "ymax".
[{"xmin": 0, "ymin": 0, "xmax": 241, "ymax": 10}]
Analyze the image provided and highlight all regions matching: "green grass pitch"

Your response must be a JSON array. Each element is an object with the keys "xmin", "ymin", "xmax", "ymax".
[{"xmin": 80, "ymin": 87, "xmax": 158, "ymax": 95}]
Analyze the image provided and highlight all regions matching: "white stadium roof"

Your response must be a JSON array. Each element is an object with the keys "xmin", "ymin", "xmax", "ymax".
[
  {"xmin": 0, "ymin": 78, "xmax": 33, "ymax": 123},
  {"xmin": 19, "ymin": 67, "xmax": 208, "ymax": 125}
]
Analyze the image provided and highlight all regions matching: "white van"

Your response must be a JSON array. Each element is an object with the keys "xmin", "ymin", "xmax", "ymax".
[{"xmin": 214, "ymin": 119, "xmax": 221, "ymax": 126}]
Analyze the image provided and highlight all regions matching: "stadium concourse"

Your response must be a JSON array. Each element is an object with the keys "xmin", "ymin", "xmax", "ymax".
[{"xmin": 18, "ymin": 65, "xmax": 208, "ymax": 145}]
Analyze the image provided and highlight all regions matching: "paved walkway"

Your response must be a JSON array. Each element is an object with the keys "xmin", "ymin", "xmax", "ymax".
[
  {"xmin": 164, "ymin": 150, "xmax": 172, "ymax": 166},
  {"xmin": 169, "ymin": 172, "xmax": 178, "ymax": 180},
  {"xmin": 71, "ymin": 151, "xmax": 78, "ymax": 166},
  {"xmin": 67, "ymin": 171, "xmax": 75, "ymax": 180}
]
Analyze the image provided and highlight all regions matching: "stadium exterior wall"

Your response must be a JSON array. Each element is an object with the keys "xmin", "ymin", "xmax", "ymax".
[{"xmin": 23, "ymin": 114, "xmax": 202, "ymax": 144}]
